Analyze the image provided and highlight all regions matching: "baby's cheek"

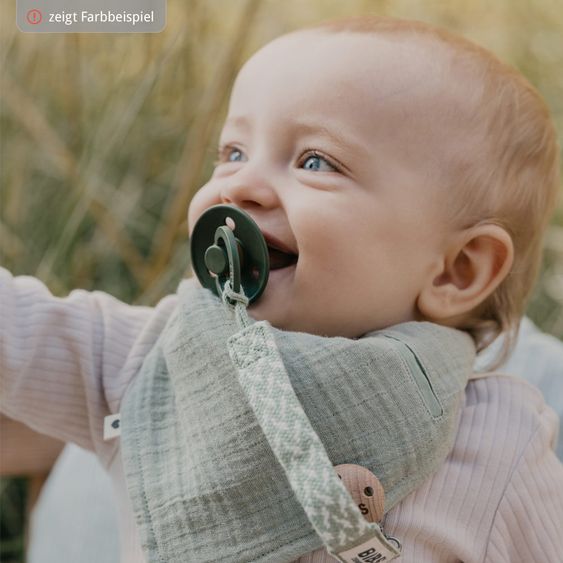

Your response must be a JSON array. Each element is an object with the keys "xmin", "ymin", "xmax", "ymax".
[{"xmin": 187, "ymin": 186, "xmax": 214, "ymax": 233}]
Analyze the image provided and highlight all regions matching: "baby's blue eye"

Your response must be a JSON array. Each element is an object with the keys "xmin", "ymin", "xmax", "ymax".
[
  {"xmin": 228, "ymin": 148, "xmax": 245, "ymax": 162},
  {"xmin": 301, "ymin": 154, "xmax": 336, "ymax": 172}
]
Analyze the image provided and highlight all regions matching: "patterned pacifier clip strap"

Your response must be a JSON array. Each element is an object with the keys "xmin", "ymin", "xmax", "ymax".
[{"xmin": 222, "ymin": 281, "xmax": 401, "ymax": 562}]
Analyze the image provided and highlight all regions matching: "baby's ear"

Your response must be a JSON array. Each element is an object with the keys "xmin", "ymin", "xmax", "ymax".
[{"xmin": 417, "ymin": 223, "xmax": 514, "ymax": 323}]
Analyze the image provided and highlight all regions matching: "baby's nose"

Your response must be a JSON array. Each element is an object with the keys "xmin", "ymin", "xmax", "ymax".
[{"xmin": 221, "ymin": 172, "xmax": 280, "ymax": 210}]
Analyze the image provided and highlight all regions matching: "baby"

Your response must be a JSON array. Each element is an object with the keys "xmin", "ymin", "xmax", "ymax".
[{"xmin": 2, "ymin": 15, "xmax": 563, "ymax": 563}]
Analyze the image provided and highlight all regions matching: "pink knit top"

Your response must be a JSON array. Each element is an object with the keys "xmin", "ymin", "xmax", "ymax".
[{"xmin": 2, "ymin": 268, "xmax": 562, "ymax": 562}]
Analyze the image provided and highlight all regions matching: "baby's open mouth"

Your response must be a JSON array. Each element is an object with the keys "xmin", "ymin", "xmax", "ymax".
[
  {"xmin": 267, "ymin": 245, "xmax": 298, "ymax": 270},
  {"xmin": 261, "ymin": 232, "xmax": 298, "ymax": 271}
]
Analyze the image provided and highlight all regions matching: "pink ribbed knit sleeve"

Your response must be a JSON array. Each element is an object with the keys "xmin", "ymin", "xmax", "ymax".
[
  {"xmin": 0, "ymin": 267, "xmax": 178, "ymax": 462},
  {"xmin": 382, "ymin": 375, "xmax": 563, "ymax": 562},
  {"xmin": 483, "ymin": 400, "xmax": 563, "ymax": 562}
]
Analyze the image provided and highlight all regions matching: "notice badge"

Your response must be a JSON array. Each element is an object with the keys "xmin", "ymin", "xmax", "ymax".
[{"xmin": 17, "ymin": 0, "xmax": 166, "ymax": 33}]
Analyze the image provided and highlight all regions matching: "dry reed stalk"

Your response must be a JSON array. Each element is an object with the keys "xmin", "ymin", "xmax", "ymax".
[
  {"xmin": 2, "ymin": 24, "xmax": 185, "ymax": 285},
  {"xmin": 62, "ymin": 34, "xmax": 83, "ymax": 152},
  {"xmin": 30, "ymin": 29, "xmax": 185, "ymax": 287},
  {"xmin": 134, "ymin": 241, "xmax": 192, "ymax": 305},
  {"xmin": 1, "ymin": 74, "xmax": 77, "ymax": 179},
  {"xmin": 85, "ymin": 31, "xmax": 183, "ymax": 175},
  {"xmin": 142, "ymin": 0, "xmax": 263, "ymax": 292},
  {"xmin": 0, "ymin": 220, "xmax": 25, "ymax": 260},
  {"xmin": 88, "ymin": 198, "xmax": 150, "ymax": 283},
  {"xmin": 1, "ymin": 58, "xmax": 170, "ymax": 287}
]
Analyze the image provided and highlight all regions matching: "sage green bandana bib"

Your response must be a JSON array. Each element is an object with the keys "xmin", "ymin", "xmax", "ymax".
[{"xmin": 120, "ymin": 282, "xmax": 475, "ymax": 562}]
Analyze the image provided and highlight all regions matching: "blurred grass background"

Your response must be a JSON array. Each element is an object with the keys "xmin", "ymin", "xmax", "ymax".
[{"xmin": 1, "ymin": 0, "xmax": 562, "ymax": 560}]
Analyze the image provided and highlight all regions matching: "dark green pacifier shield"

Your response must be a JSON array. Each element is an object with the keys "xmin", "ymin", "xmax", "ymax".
[{"xmin": 190, "ymin": 205, "xmax": 269, "ymax": 303}]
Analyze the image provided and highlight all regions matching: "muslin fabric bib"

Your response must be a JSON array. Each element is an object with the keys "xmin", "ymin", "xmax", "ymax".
[{"xmin": 120, "ymin": 283, "xmax": 475, "ymax": 562}]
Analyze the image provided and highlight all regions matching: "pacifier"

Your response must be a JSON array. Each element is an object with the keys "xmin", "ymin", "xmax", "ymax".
[{"xmin": 190, "ymin": 204, "xmax": 270, "ymax": 304}]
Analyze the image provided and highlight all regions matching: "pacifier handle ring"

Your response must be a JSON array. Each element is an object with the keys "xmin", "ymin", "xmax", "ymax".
[{"xmin": 213, "ymin": 226, "xmax": 241, "ymax": 298}]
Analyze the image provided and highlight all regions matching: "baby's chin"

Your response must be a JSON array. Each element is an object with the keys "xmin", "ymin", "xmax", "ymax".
[
  {"xmin": 246, "ymin": 301, "xmax": 306, "ymax": 333},
  {"xmin": 246, "ymin": 300, "xmax": 287, "ymax": 328},
  {"xmin": 246, "ymin": 304, "xmax": 348, "ymax": 338}
]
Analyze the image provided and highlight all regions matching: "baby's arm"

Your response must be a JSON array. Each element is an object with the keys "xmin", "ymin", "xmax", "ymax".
[
  {"xmin": 0, "ymin": 267, "xmax": 178, "ymax": 458},
  {"xmin": 484, "ymin": 404, "xmax": 563, "ymax": 562}
]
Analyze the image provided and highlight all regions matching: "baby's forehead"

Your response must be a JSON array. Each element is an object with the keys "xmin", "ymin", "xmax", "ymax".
[
  {"xmin": 240, "ymin": 31, "xmax": 457, "ymax": 95},
  {"xmin": 229, "ymin": 30, "xmax": 484, "ymax": 176},
  {"xmin": 232, "ymin": 30, "xmax": 481, "ymax": 129}
]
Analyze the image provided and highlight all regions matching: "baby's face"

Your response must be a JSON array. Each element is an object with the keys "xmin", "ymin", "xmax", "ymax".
[{"xmin": 189, "ymin": 30, "xmax": 457, "ymax": 338}]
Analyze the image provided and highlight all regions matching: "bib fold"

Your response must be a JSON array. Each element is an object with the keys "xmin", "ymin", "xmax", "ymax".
[{"xmin": 120, "ymin": 283, "xmax": 475, "ymax": 562}]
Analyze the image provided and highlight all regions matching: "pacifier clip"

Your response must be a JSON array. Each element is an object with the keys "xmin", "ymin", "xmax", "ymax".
[{"xmin": 191, "ymin": 205, "xmax": 401, "ymax": 562}]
